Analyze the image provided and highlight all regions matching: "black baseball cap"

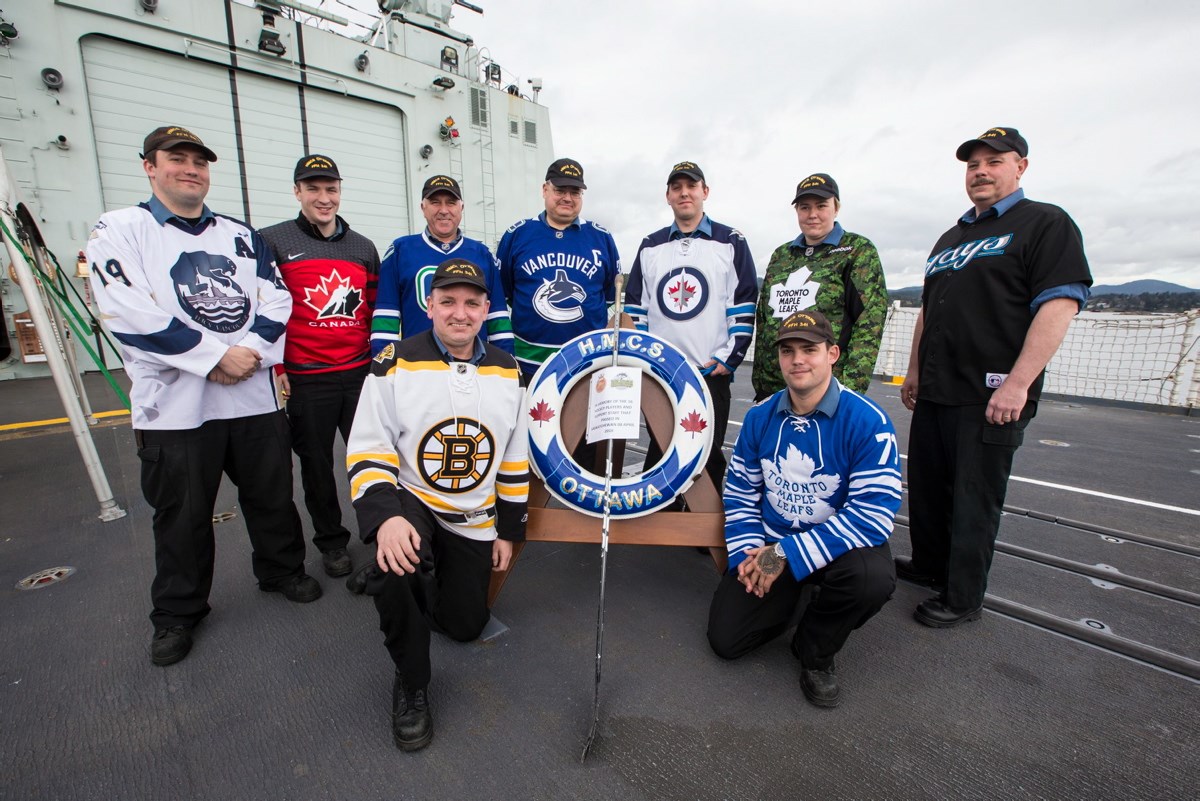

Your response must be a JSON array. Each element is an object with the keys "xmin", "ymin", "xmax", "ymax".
[
  {"xmin": 545, "ymin": 158, "xmax": 586, "ymax": 189},
  {"xmin": 956, "ymin": 127, "xmax": 1029, "ymax": 161},
  {"xmin": 668, "ymin": 160, "xmax": 705, "ymax": 183},
  {"xmin": 430, "ymin": 258, "xmax": 488, "ymax": 293},
  {"xmin": 422, "ymin": 174, "xmax": 463, "ymax": 200},
  {"xmin": 774, "ymin": 310, "xmax": 835, "ymax": 347},
  {"xmin": 141, "ymin": 126, "xmax": 217, "ymax": 162},
  {"xmin": 791, "ymin": 173, "xmax": 839, "ymax": 204},
  {"xmin": 294, "ymin": 154, "xmax": 341, "ymax": 182}
]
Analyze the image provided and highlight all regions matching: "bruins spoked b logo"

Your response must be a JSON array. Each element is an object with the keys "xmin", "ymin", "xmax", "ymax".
[{"xmin": 418, "ymin": 418, "xmax": 495, "ymax": 492}]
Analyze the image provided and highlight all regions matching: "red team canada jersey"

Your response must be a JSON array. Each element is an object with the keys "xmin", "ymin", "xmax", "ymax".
[{"xmin": 259, "ymin": 214, "xmax": 381, "ymax": 374}]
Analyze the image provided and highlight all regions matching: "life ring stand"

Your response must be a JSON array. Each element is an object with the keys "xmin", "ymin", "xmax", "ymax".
[{"xmin": 526, "ymin": 329, "xmax": 714, "ymax": 519}]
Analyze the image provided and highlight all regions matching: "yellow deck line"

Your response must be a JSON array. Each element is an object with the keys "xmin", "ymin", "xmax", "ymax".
[{"xmin": 0, "ymin": 408, "xmax": 131, "ymax": 432}]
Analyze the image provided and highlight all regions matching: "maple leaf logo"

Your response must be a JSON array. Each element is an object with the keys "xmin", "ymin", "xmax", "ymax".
[
  {"xmin": 769, "ymin": 266, "xmax": 819, "ymax": 318},
  {"xmin": 303, "ymin": 269, "xmax": 362, "ymax": 320},
  {"xmin": 680, "ymin": 410, "xmax": 708, "ymax": 438},
  {"xmin": 529, "ymin": 399, "xmax": 556, "ymax": 427},
  {"xmin": 762, "ymin": 445, "xmax": 841, "ymax": 527},
  {"xmin": 668, "ymin": 277, "xmax": 698, "ymax": 311}
]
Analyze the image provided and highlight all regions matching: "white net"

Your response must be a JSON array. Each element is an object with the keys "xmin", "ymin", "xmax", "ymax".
[{"xmin": 873, "ymin": 306, "xmax": 1200, "ymax": 409}]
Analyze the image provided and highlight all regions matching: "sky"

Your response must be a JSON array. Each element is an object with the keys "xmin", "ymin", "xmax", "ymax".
[{"xmin": 324, "ymin": 0, "xmax": 1200, "ymax": 290}]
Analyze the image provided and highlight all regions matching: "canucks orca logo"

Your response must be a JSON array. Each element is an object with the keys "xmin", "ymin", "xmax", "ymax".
[
  {"xmin": 170, "ymin": 251, "xmax": 250, "ymax": 333},
  {"xmin": 418, "ymin": 417, "xmax": 495, "ymax": 493},
  {"xmin": 656, "ymin": 266, "xmax": 709, "ymax": 322},
  {"xmin": 533, "ymin": 269, "xmax": 586, "ymax": 323},
  {"xmin": 415, "ymin": 265, "xmax": 438, "ymax": 311}
]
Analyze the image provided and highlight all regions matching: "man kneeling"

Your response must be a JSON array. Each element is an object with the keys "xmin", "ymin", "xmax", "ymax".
[
  {"xmin": 347, "ymin": 259, "xmax": 528, "ymax": 750},
  {"xmin": 707, "ymin": 310, "xmax": 901, "ymax": 707}
]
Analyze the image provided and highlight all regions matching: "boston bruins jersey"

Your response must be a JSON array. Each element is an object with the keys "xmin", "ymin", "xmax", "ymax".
[{"xmin": 347, "ymin": 331, "xmax": 529, "ymax": 542}]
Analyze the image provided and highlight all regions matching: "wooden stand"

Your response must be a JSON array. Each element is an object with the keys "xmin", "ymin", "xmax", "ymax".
[{"xmin": 488, "ymin": 368, "xmax": 727, "ymax": 605}]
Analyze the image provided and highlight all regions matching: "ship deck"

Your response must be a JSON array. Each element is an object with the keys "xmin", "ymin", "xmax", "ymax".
[{"xmin": 1, "ymin": 374, "xmax": 1197, "ymax": 800}]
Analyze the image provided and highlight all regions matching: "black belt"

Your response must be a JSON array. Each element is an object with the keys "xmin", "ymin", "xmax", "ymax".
[{"xmin": 435, "ymin": 506, "xmax": 496, "ymax": 525}]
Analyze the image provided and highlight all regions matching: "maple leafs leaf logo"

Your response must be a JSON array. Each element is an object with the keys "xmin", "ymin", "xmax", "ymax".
[
  {"xmin": 529, "ymin": 399, "xmax": 556, "ymax": 427},
  {"xmin": 769, "ymin": 266, "xmax": 819, "ymax": 318},
  {"xmin": 680, "ymin": 410, "xmax": 708, "ymax": 438},
  {"xmin": 668, "ymin": 277, "xmax": 698, "ymax": 311},
  {"xmin": 303, "ymin": 269, "xmax": 362, "ymax": 320}
]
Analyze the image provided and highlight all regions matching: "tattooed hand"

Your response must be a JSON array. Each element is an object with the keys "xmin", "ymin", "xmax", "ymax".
[{"xmin": 737, "ymin": 544, "xmax": 786, "ymax": 598}]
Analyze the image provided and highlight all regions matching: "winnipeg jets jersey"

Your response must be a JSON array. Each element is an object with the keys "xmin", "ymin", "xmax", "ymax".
[
  {"xmin": 626, "ymin": 217, "xmax": 757, "ymax": 369},
  {"xmin": 86, "ymin": 200, "xmax": 290, "ymax": 430},
  {"xmin": 724, "ymin": 381, "xmax": 902, "ymax": 580},
  {"xmin": 371, "ymin": 231, "xmax": 512, "ymax": 356},
  {"xmin": 496, "ymin": 213, "xmax": 621, "ymax": 375}
]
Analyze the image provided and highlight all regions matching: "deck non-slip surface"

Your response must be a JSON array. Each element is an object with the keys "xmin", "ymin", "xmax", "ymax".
[{"xmin": 1, "ymin": 376, "xmax": 1197, "ymax": 800}]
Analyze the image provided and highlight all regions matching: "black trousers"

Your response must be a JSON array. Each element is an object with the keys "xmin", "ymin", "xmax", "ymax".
[
  {"xmin": 286, "ymin": 366, "xmax": 367, "ymax": 553},
  {"xmin": 906, "ymin": 400, "xmax": 1032, "ymax": 609},
  {"xmin": 707, "ymin": 542, "xmax": 895, "ymax": 670},
  {"xmin": 644, "ymin": 371, "xmax": 732, "ymax": 492},
  {"xmin": 366, "ymin": 501, "xmax": 494, "ymax": 688},
  {"xmin": 136, "ymin": 411, "xmax": 307, "ymax": 628}
]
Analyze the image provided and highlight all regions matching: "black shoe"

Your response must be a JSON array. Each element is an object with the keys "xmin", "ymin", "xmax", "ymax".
[
  {"xmin": 914, "ymin": 596, "xmax": 982, "ymax": 628},
  {"xmin": 800, "ymin": 664, "xmax": 840, "ymax": 708},
  {"xmin": 894, "ymin": 556, "xmax": 944, "ymax": 590},
  {"xmin": 346, "ymin": 562, "xmax": 373, "ymax": 595},
  {"xmin": 261, "ymin": 573, "xmax": 323, "ymax": 603},
  {"xmin": 321, "ymin": 548, "xmax": 353, "ymax": 578},
  {"xmin": 391, "ymin": 672, "xmax": 433, "ymax": 751},
  {"xmin": 150, "ymin": 625, "xmax": 194, "ymax": 667}
]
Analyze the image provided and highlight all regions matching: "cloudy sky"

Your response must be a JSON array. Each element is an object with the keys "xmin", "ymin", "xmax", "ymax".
[{"xmin": 330, "ymin": 0, "xmax": 1199, "ymax": 289}]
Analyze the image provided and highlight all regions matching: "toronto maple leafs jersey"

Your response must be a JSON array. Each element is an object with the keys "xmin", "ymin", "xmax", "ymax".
[
  {"xmin": 86, "ymin": 198, "xmax": 290, "ymax": 430},
  {"xmin": 753, "ymin": 223, "xmax": 887, "ymax": 396},
  {"xmin": 259, "ymin": 214, "xmax": 379, "ymax": 374},
  {"xmin": 370, "ymin": 230, "xmax": 513, "ymax": 356},
  {"xmin": 347, "ymin": 331, "xmax": 529, "ymax": 543},
  {"xmin": 496, "ymin": 213, "xmax": 621, "ymax": 375},
  {"xmin": 626, "ymin": 215, "xmax": 757, "ymax": 369},
  {"xmin": 724, "ymin": 380, "xmax": 902, "ymax": 581}
]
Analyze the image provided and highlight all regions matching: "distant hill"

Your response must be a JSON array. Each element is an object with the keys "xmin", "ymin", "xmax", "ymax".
[{"xmin": 1090, "ymin": 280, "xmax": 1196, "ymax": 295}]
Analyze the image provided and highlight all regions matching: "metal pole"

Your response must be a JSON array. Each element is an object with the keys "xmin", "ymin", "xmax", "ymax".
[
  {"xmin": 0, "ymin": 151, "xmax": 126, "ymax": 521},
  {"xmin": 580, "ymin": 273, "xmax": 624, "ymax": 762}
]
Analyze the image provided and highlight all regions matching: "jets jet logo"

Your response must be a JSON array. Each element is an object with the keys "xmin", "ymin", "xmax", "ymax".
[
  {"xmin": 656, "ymin": 267, "xmax": 709, "ymax": 322},
  {"xmin": 303, "ymin": 270, "xmax": 362, "ymax": 320},
  {"xmin": 533, "ymin": 269, "xmax": 586, "ymax": 323},
  {"xmin": 418, "ymin": 417, "xmax": 495, "ymax": 493}
]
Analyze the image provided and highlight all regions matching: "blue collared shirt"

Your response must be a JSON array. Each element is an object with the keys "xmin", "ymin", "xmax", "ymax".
[
  {"xmin": 432, "ymin": 331, "xmax": 487, "ymax": 365},
  {"xmin": 789, "ymin": 221, "xmax": 845, "ymax": 250},
  {"xmin": 773, "ymin": 377, "xmax": 841, "ymax": 419},
  {"xmin": 670, "ymin": 214, "xmax": 713, "ymax": 240},
  {"xmin": 146, "ymin": 194, "xmax": 215, "ymax": 228},
  {"xmin": 960, "ymin": 188, "xmax": 1025, "ymax": 224},
  {"xmin": 538, "ymin": 211, "xmax": 580, "ymax": 230}
]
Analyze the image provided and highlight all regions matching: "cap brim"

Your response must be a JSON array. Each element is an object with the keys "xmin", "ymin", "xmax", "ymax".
[
  {"xmin": 792, "ymin": 189, "xmax": 836, "ymax": 203},
  {"xmin": 423, "ymin": 188, "xmax": 462, "ymax": 200},
  {"xmin": 430, "ymin": 277, "xmax": 488, "ymax": 292},
  {"xmin": 295, "ymin": 170, "xmax": 341, "ymax": 182},
  {"xmin": 547, "ymin": 177, "xmax": 586, "ymax": 189},
  {"xmin": 774, "ymin": 331, "xmax": 832, "ymax": 347},
  {"xmin": 956, "ymin": 139, "xmax": 1020, "ymax": 161},
  {"xmin": 158, "ymin": 140, "xmax": 218, "ymax": 162},
  {"xmin": 668, "ymin": 170, "xmax": 704, "ymax": 183}
]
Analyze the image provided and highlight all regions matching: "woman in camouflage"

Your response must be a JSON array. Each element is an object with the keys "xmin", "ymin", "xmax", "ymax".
[{"xmin": 751, "ymin": 173, "xmax": 888, "ymax": 398}]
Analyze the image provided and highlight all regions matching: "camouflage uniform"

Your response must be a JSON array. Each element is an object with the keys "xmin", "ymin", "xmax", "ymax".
[{"xmin": 752, "ymin": 224, "xmax": 887, "ymax": 397}]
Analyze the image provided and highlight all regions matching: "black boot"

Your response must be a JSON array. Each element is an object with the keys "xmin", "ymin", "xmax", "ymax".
[{"xmin": 391, "ymin": 671, "xmax": 433, "ymax": 751}]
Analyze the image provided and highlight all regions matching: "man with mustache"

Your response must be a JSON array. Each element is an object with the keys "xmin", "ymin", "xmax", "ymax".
[{"xmin": 898, "ymin": 128, "xmax": 1092, "ymax": 627}]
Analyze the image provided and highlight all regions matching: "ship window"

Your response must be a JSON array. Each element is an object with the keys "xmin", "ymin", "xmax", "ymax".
[
  {"xmin": 470, "ymin": 87, "xmax": 489, "ymax": 127},
  {"xmin": 523, "ymin": 120, "xmax": 537, "ymax": 145}
]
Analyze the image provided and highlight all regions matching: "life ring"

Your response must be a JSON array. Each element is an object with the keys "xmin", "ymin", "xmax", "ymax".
[{"xmin": 526, "ymin": 329, "xmax": 713, "ymax": 518}]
